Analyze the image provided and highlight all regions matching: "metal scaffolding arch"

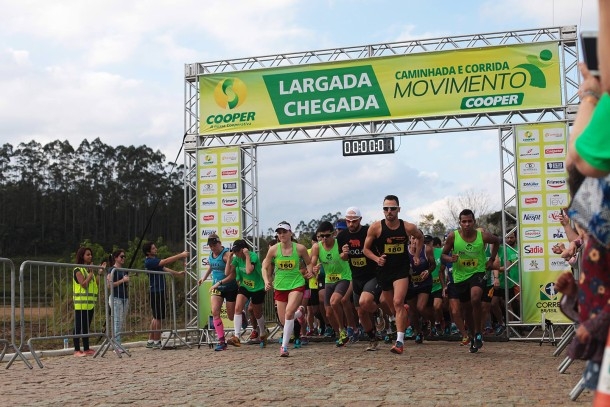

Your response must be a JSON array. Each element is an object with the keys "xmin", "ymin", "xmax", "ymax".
[{"xmin": 182, "ymin": 26, "xmax": 580, "ymax": 331}]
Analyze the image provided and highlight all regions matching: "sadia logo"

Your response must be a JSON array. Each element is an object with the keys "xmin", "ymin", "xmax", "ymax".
[
  {"xmin": 539, "ymin": 282, "xmax": 558, "ymax": 300},
  {"xmin": 522, "ymin": 194, "xmax": 541, "ymax": 207},
  {"xmin": 214, "ymin": 78, "xmax": 247, "ymax": 110},
  {"xmin": 523, "ymin": 244, "xmax": 544, "ymax": 255}
]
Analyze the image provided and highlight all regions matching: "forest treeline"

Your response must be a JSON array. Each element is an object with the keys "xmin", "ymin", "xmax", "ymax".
[{"xmin": 0, "ymin": 138, "xmax": 184, "ymax": 259}]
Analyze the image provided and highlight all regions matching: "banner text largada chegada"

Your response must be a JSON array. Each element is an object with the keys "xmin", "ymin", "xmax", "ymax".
[
  {"xmin": 394, "ymin": 61, "xmax": 526, "ymax": 109},
  {"xmin": 263, "ymin": 65, "xmax": 391, "ymax": 125}
]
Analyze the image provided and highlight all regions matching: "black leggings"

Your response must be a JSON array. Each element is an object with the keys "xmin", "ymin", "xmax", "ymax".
[{"xmin": 74, "ymin": 309, "xmax": 94, "ymax": 351}]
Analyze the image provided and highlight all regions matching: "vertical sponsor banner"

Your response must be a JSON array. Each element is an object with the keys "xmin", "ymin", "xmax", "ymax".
[
  {"xmin": 197, "ymin": 147, "xmax": 242, "ymax": 328},
  {"xmin": 516, "ymin": 123, "xmax": 570, "ymax": 324}
]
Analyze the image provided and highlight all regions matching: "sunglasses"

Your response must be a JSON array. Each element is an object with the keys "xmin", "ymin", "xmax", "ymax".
[
  {"xmin": 119, "ymin": 255, "xmax": 125, "ymax": 259},
  {"xmin": 318, "ymin": 233, "xmax": 332, "ymax": 238},
  {"xmin": 383, "ymin": 206, "xmax": 398, "ymax": 212}
]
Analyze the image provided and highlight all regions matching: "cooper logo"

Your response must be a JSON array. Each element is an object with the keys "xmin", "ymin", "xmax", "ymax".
[
  {"xmin": 525, "ymin": 197, "xmax": 538, "ymax": 204},
  {"xmin": 524, "ymin": 229, "xmax": 542, "ymax": 238},
  {"xmin": 547, "ymin": 179, "xmax": 566, "ymax": 188}
]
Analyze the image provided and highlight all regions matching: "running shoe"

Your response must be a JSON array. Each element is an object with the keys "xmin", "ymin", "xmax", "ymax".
[
  {"xmin": 346, "ymin": 327, "xmax": 357, "ymax": 344},
  {"xmin": 294, "ymin": 338, "xmax": 302, "ymax": 349},
  {"xmin": 460, "ymin": 336, "xmax": 470, "ymax": 346},
  {"xmin": 390, "ymin": 341, "xmax": 404, "ymax": 354},
  {"xmin": 146, "ymin": 341, "xmax": 154, "ymax": 349},
  {"xmin": 495, "ymin": 324, "xmax": 506, "ymax": 336},
  {"xmin": 259, "ymin": 329, "xmax": 270, "ymax": 348},
  {"xmin": 153, "ymin": 341, "xmax": 162, "ymax": 349},
  {"xmin": 450, "ymin": 323, "xmax": 460, "ymax": 336},
  {"xmin": 414, "ymin": 333, "xmax": 423, "ymax": 344},
  {"xmin": 227, "ymin": 336, "xmax": 241, "ymax": 347},
  {"xmin": 280, "ymin": 346, "xmax": 289, "ymax": 357},
  {"xmin": 405, "ymin": 326, "xmax": 414, "ymax": 338},
  {"xmin": 214, "ymin": 342, "xmax": 228, "ymax": 351},
  {"xmin": 300, "ymin": 337, "xmax": 309, "ymax": 346},
  {"xmin": 83, "ymin": 349, "xmax": 96, "ymax": 356},
  {"xmin": 484, "ymin": 326, "xmax": 494, "ymax": 335},
  {"xmin": 366, "ymin": 338, "xmax": 379, "ymax": 351},
  {"xmin": 73, "ymin": 351, "xmax": 86, "ymax": 357},
  {"xmin": 336, "ymin": 329, "xmax": 348, "ymax": 347},
  {"xmin": 248, "ymin": 329, "xmax": 259, "ymax": 341},
  {"xmin": 469, "ymin": 337, "xmax": 479, "ymax": 353},
  {"xmin": 434, "ymin": 323, "xmax": 442, "ymax": 337},
  {"xmin": 474, "ymin": 333, "xmax": 484, "ymax": 349},
  {"xmin": 324, "ymin": 326, "xmax": 334, "ymax": 337},
  {"xmin": 444, "ymin": 327, "xmax": 450, "ymax": 337}
]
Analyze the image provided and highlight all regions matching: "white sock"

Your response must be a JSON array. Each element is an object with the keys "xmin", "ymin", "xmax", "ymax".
[
  {"xmin": 257, "ymin": 316, "xmax": 266, "ymax": 335},
  {"xmin": 397, "ymin": 332, "xmax": 405, "ymax": 343},
  {"xmin": 234, "ymin": 313, "xmax": 243, "ymax": 337},
  {"xmin": 283, "ymin": 319, "xmax": 295, "ymax": 348},
  {"xmin": 295, "ymin": 308, "xmax": 303, "ymax": 320}
]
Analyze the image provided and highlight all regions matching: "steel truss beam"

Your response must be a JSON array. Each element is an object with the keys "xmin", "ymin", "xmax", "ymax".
[{"xmin": 183, "ymin": 26, "xmax": 579, "ymax": 331}]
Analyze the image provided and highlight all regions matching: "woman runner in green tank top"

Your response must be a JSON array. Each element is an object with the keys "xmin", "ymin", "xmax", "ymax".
[{"xmin": 262, "ymin": 221, "xmax": 313, "ymax": 357}]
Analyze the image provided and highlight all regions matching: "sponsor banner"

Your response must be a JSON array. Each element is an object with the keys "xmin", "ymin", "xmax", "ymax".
[
  {"xmin": 516, "ymin": 122, "xmax": 569, "ymax": 324},
  {"xmin": 197, "ymin": 147, "xmax": 242, "ymax": 328},
  {"xmin": 199, "ymin": 43, "xmax": 561, "ymax": 134}
]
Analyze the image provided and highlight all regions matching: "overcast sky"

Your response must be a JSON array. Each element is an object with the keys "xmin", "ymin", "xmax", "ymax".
[{"xmin": 0, "ymin": 0, "xmax": 598, "ymax": 233}]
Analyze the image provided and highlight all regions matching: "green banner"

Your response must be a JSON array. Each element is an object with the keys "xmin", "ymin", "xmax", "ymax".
[{"xmin": 199, "ymin": 42, "xmax": 561, "ymax": 134}]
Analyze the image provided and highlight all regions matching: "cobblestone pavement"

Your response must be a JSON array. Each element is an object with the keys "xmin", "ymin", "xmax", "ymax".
[{"xmin": 1, "ymin": 338, "xmax": 593, "ymax": 406}]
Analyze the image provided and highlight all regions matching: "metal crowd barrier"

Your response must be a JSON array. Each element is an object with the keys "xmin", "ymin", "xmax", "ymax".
[
  {"xmin": 0, "ymin": 258, "xmax": 31, "ymax": 369},
  {"xmin": 8, "ymin": 260, "xmax": 188, "ymax": 368},
  {"xmin": 96, "ymin": 267, "xmax": 189, "ymax": 357}
]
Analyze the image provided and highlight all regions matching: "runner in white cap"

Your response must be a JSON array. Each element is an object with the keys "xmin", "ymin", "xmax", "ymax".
[
  {"xmin": 262, "ymin": 221, "xmax": 313, "ymax": 357},
  {"xmin": 337, "ymin": 206, "xmax": 384, "ymax": 350}
]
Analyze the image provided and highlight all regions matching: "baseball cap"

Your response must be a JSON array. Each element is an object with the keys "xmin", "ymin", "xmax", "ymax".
[
  {"xmin": 424, "ymin": 234, "xmax": 434, "ymax": 243},
  {"xmin": 345, "ymin": 206, "xmax": 362, "ymax": 220},
  {"xmin": 207, "ymin": 233, "xmax": 220, "ymax": 245},
  {"xmin": 335, "ymin": 219, "xmax": 347, "ymax": 230},
  {"xmin": 275, "ymin": 221, "xmax": 291, "ymax": 232},
  {"xmin": 231, "ymin": 239, "xmax": 248, "ymax": 252}
]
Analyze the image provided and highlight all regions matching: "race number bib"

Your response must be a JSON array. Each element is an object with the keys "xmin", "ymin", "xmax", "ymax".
[
  {"xmin": 327, "ymin": 273, "xmax": 340, "ymax": 283},
  {"xmin": 459, "ymin": 258, "xmax": 478, "ymax": 268},
  {"xmin": 277, "ymin": 260, "xmax": 296, "ymax": 271},
  {"xmin": 243, "ymin": 279, "xmax": 255, "ymax": 289},
  {"xmin": 350, "ymin": 257, "xmax": 366, "ymax": 267},
  {"xmin": 384, "ymin": 243, "xmax": 404, "ymax": 254}
]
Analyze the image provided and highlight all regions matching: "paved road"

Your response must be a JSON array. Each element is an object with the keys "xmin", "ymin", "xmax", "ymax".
[{"xmin": 1, "ymin": 338, "xmax": 593, "ymax": 406}]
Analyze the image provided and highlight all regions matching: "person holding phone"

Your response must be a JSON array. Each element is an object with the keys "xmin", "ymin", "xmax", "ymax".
[{"xmin": 567, "ymin": 2, "xmax": 610, "ymax": 177}]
